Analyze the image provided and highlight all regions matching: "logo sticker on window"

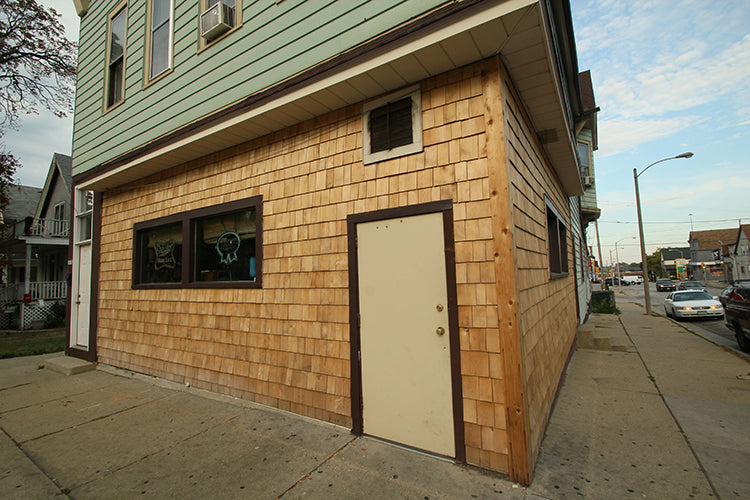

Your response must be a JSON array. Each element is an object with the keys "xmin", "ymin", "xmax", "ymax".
[
  {"xmin": 154, "ymin": 240, "xmax": 177, "ymax": 270},
  {"xmin": 216, "ymin": 231, "xmax": 241, "ymax": 265}
]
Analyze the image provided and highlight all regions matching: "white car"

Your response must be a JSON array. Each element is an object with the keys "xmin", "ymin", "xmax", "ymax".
[{"xmin": 664, "ymin": 290, "xmax": 723, "ymax": 320}]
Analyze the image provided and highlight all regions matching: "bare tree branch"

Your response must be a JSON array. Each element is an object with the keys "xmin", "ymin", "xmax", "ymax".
[{"xmin": 0, "ymin": 0, "xmax": 77, "ymax": 131}]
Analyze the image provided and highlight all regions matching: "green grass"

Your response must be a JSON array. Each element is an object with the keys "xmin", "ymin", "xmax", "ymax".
[{"xmin": 0, "ymin": 329, "xmax": 66, "ymax": 359}]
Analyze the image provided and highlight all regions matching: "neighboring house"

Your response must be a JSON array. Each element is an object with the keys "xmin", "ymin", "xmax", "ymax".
[
  {"xmin": 69, "ymin": 0, "xmax": 591, "ymax": 483},
  {"xmin": 0, "ymin": 154, "xmax": 71, "ymax": 329},
  {"xmin": 688, "ymin": 228, "xmax": 737, "ymax": 282},
  {"xmin": 570, "ymin": 69, "xmax": 600, "ymax": 322},
  {"xmin": 725, "ymin": 224, "xmax": 750, "ymax": 283},
  {"xmin": 660, "ymin": 247, "xmax": 690, "ymax": 279}
]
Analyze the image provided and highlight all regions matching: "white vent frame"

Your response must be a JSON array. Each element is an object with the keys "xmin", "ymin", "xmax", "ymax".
[{"xmin": 200, "ymin": 2, "xmax": 234, "ymax": 42}]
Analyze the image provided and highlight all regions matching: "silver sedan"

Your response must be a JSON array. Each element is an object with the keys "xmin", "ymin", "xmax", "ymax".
[{"xmin": 664, "ymin": 290, "xmax": 724, "ymax": 320}]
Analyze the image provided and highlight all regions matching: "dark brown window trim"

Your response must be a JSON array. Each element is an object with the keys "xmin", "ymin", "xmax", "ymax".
[
  {"xmin": 546, "ymin": 196, "xmax": 569, "ymax": 280},
  {"xmin": 132, "ymin": 195, "xmax": 263, "ymax": 289}
]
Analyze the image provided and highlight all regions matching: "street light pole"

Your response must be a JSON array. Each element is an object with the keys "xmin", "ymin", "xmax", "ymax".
[{"xmin": 634, "ymin": 152, "xmax": 694, "ymax": 315}]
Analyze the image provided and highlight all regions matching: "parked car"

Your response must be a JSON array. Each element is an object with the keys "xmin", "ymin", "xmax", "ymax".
[
  {"xmin": 605, "ymin": 277, "xmax": 629, "ymax": 286},
  {"xmin": 721, "ymin": 283, "xmax": 750, "ymax": 352},
  {"xmin": 676, "ymin": 280, "xmax": 707, "ymax": 291},
  {"xmin": 656, "ymin": 278, "xmax": 676, "ymax": 292},
  {"xmin": 622, "ymin": 275, "xmax": 643, "ymax": 284},
  {"xmin": 664, "ymin": 290, "xmax": 723, "ymax": 320}
]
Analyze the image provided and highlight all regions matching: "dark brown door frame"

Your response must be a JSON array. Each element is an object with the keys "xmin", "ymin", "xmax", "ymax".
[
  {"xmin": 347, "ymin": 199, "xmax": 465, "ymax": 462},
  {"xmin": 65, "ymin": 189, "xmax": 102, "ymax": 362}
]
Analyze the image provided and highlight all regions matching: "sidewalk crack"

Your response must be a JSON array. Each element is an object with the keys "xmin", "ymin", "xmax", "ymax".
[
  {"xmin": 618, "ymin": 314, "xmax": 723, "ymax": 500},
  {"xmin": 276, "ymin": 435, "xmax": 357, "ymax": 499}
]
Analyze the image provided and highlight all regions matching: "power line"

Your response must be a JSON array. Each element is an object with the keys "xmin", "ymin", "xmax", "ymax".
[
  {"xmin": 598, "ymin": 218, "xmax": 747, "ymax": 225},
  {"xmin": 601, "ymin": 242, "xmax": 689, "ymax": 248}
]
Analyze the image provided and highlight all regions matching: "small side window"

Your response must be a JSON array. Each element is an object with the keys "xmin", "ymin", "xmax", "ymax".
[{"xmin": 546, "ymin": 199, "xmax": 568, "ymax": 278}]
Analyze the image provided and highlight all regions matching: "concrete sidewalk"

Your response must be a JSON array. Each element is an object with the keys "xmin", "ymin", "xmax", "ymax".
[{"xmin": 1, "ymin": 302, "xmax": 748, "ymax": 499}]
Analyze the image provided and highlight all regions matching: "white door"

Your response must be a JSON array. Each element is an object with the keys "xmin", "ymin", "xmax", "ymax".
[
  {"xmin": 72, "ymin": 242, "xmax": 91, "ymax": 348},
  {"xmin": 357, "ymin": 212, "xmax": 455, "ymax": 456}
]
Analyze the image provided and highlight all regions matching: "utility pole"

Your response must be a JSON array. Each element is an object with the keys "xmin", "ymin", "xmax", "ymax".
[{"xmin": 595, "ymin": 220, "xmax": 605, "ymax": 290}]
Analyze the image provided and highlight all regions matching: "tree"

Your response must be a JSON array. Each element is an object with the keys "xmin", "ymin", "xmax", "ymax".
[
  {"xmin": 647, "ymin": 249, "xmax": 663, "ymax": 278},
  {"xmin": 0, "ymin": 149, "xmax": 20, "ymax": 210},
  {"xmin": 0, "ymin": 0, "xmax": 77, "ymax": 211},
  {"xmin": 0, "ymin": 0, "xmax": 77, "ymax": 129}
]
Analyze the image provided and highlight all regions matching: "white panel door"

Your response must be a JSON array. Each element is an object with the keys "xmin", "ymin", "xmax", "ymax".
[
  {"xmin": 357, "ymin": 212, "xmax": 455, "ymax": 456},
  {"xmin": 73, "ymin": 242, "xmax": 91, "ymax": 348}
]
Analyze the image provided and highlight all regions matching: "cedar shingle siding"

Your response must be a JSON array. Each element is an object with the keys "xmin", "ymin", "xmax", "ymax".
[{"xmin": 95, "ymin": 58, "xmax": 575, "ymax": 476}]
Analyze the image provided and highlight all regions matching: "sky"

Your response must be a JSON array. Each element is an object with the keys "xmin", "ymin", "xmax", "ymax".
[
  {"xmin": 2, "ymin": 0, "xmax": 79, "ymax": 187},
  {"xmin": 3, "ymin": 0, "xmax": 750, "ymax": 264},
  {"xmin": 571, "ymin": 0, "xmax": 750, "ymax": 264}
]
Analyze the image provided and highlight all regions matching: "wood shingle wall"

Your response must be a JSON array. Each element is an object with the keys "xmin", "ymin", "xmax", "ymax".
[
  {"xmin": 95, "ymin": 56, "xmax": 576, "ymax": 477},
  {"xmin": 500, "ymin": 65, "xmax": 577, "ymax": 472}
]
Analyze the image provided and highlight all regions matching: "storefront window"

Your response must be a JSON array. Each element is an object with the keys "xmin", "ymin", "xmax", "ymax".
[{"xmin": 133, "ymin": 196, "xmax": 262, "ymax": 288}]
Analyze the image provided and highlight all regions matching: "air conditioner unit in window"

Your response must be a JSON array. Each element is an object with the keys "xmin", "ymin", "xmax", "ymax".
[
  {"xmin": 584, "ymin": 175, "xmax": 595, "ymax": 187},
  {"xmin": 200, "ymin": 2, "xmax": 234, "ymax": 41}
]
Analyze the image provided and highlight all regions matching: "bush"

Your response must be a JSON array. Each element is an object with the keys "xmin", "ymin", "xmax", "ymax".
[
  {"xmin": 44, "ymin": 301, "xmax": 66, "ymax": 328},
  {"xmin": 592, "ymin": 291, "xmax": 617, "ymax": 314}
]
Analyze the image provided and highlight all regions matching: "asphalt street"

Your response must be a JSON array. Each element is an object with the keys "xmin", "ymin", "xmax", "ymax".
[{"xmin": 604, "ymin": 282, "xmax": 742, "ymax": 353}]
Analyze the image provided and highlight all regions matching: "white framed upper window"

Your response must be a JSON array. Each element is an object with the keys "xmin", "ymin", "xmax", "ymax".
[
  {"xmin": 147, "ymin": 0, "xmax": 173, "ymax": 80},
  {"xmin": 75, "ymin": 189, "xmax": 94, "ymax": 245},
  {"xmin": 577, "ymin": 141, "xmax": 591, "ymax": 177},
  {"xmin": 53, "ymin": 201, "xmax": 66, "ymax": 221},
  {"xmin": 105, "ymin": 2, "xmax": 128, "ymax": 109},
  {"xmin": 362, "ymin": 85, "xmax": 423, "ymax": 165}
]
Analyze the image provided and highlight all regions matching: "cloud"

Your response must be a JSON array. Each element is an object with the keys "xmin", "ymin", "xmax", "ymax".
[
  {"xmin": 596, "ymin": 116, "xmax": 702, "ymax": 157},
  {"xmin": 575, "ymin": 0, "xmax": 750, "ymax": 152},
  {"xmin": 3, "ymin": 110, "xmax": 73, "ymax": 186},
  {"xmin": 597, "ymin": 33, "xmax": 750, "ymax": 120}
]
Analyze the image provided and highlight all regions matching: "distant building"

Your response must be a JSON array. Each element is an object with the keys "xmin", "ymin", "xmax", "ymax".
[
  {"xmin": 0, "ymin": 154, "xmax": 71, "ymax": 328},
  {"xmin": 660, "ymin": 247, "xmax": 690, "ymax": 279},
  {"xmin": 688, "ymin": 228, "xmax": 737, "ymax": 282},
  {"xmin": 725, "ymin": 224, "xmax": 750, "ymax": 283},
  {"xmin": 570, "ymin": 70, "xmax": 600, "ymax": 323}
]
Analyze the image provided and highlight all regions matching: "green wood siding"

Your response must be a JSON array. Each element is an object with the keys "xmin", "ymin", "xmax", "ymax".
[
  {"xmin": 577, "ymin": 128, "xmax": 597, "ymax": 210},
  {"xmin": 72, "ymin": 0, "xmax": 452, "ymax": 178}
]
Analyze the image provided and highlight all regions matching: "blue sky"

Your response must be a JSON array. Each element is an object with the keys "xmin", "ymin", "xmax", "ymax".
[
  {"xmin": 4, "ymin": 0, "xmax": 750, "ymax": 264},
  {"xmin": 571, "ymin": 0, "xmax": 750, "ymax": 263}
]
